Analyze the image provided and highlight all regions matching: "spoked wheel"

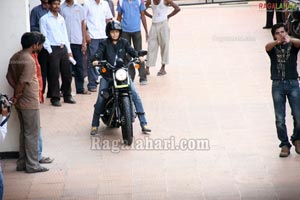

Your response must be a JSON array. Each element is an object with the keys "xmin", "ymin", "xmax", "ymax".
[{"xmin": 121, "ymin": 96, "xmax": 133, "ymax": 145}]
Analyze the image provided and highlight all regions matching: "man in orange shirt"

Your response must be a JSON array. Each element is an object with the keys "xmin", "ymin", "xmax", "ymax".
[{"xmin": 32, "ymin": 32, "xmax": 54, "ymax": 164}]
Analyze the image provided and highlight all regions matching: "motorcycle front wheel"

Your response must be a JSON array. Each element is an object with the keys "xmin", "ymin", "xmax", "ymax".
[{"xmin": 121, "ymin": 96, "xmax": 133, "ymax": 145}]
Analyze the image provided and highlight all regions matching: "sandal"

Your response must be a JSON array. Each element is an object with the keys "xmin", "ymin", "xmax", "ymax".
[
  {"xmin": 39, "ymin": 156, "xmax": 54, "ymax": 164},
  {"xmin": 157, "ymin": 70, "xmax": 167, "ymax": 76}
]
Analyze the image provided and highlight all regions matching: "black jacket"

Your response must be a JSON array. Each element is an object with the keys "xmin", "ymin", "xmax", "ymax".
[
  {"xmin": 93, "ymin": 38, "xmax": 138, "ymax": 65},
  {"xmin": 93, "ymin": 38, "xmax": 138, "ymax": 79}
]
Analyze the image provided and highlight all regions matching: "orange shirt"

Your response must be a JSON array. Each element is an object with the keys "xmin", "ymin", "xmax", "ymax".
[{"xmin": 32, "ymin": 53, "xmax": 44, "ymax": 103}]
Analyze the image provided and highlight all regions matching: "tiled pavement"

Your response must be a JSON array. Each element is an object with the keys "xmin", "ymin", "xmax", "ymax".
[{"xmin": 2, "ymin": 2, "xmax": 300, "ymax": 200}]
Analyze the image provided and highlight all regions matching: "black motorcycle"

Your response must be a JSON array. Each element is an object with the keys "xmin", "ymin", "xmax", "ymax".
[
  {"xmin": 94, "ymin": 51, "xmax": 147, "ymax": 145},
  {"xmin": 284, "ymin": 0, "xmax": 300, "ymax": 38}
]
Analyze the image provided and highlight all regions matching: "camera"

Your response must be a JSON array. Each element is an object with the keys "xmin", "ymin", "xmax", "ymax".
[{"xmin": 0, "ymin": 93, "xmax": 11, "ymax": 116}]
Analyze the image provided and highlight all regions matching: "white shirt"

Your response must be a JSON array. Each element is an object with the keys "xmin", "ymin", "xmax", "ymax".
[
  {"xmin": 84, "ymin": 0, "xmax": 113, "ymax": 39},
  {"xmin": 60, "ymin": 2, "xmax": 85, "ymax": 45},
  {"xmin": 40, "ymin": 11, "xmax": 72, "ymax": 54}
]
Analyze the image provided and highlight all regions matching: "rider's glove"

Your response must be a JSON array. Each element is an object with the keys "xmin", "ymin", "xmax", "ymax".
[
  {"xmin": 139, "ymin": 56, "xmax": 145, "ymax": 63},
  {"xmin": 92, "ymin": 60, "xmax": 99, "ymax": 66}
]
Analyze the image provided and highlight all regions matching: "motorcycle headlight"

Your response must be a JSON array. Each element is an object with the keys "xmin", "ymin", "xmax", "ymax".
[{"xmin": 115, "ymin": 69, "xmax": 127, "ymax": 81}]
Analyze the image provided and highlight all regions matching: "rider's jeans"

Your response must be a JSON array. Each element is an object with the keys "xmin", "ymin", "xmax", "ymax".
[
  {"xmin": 131, "ymin": 80, "xmax": 147, "ymax": 126},
  {"xmin": 272, "ymin": 79, "xmax": 300, "ymax": 148},
  {"xmin": 92, "ymin": 77, "xmax": 110, "ymax": 127},
  {"xmin": 91, "ymin": 78, "xmax": 147, "ymax": 127}
]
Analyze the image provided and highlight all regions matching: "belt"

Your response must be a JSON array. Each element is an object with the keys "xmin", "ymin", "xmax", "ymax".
[{"xmin": 51, "ymin": 44, "xmax": 65, "ymax": 49}]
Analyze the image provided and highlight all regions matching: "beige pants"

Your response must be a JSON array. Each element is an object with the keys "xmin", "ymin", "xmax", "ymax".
[
  {"xmin": 146, "ymin": 20, "xmax": 170, "ymax": 67},
  {"xmin": 16, "ymin": 108, "xmax": 41, "ymax": 172}
]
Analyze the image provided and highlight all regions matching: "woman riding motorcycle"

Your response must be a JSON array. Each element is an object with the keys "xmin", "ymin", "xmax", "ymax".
[{"xmin": 90, "ymin": 20, "xmax": 151, "ymax": 135}]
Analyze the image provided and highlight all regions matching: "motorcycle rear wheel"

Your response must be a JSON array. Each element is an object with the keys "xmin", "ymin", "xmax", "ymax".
[{"xmin": 121, "ymin": 96, "xmax": 133, "ymax": 145}]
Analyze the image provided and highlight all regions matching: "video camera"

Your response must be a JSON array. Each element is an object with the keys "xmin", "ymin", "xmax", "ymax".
[{"xmin": 0, "ymin": 93, "xmax": 12, "ymax": 126}]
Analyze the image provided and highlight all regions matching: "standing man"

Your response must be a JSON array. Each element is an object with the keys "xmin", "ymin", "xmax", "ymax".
[
  {"xmin": 32, "ymin": 32, "xmax": 54, "ymax": 164},
  {"xmin": 117, "ymin": 0, "xmax": 149, "ymax": 85},
  {"xmin": 144, "ymin": 0, "xmax": 180, "ymax": 76},
  {"xmin": 263, "ymin": 0, "xmax": 284, "ymax": 29},
  {"xmin": 84, "ymin": 0, "xmax": 113, "ymax": 92},
  {"xmin": 265, "ymin": 23, "xmax": 300, "ymax": 157},
  {"xmin": 6, "ymin": 32, "xmax": 49, "ymax": 173},
  {"xmin": 40, "ymin": 0, "xmax": 76, "ymax": 106},
  {"xmin": 60, "ymin": 0, "xmax": 90, "ymax": 95},
  {"xmin": 30, "ymin": 0, "xmax": 50, "ymax": 96}
]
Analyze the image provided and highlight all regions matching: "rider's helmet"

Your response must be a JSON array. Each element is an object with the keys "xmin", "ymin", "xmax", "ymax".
[{"xmin": 106, "ymin": 20, "xmax": 122, "ymax": 40}]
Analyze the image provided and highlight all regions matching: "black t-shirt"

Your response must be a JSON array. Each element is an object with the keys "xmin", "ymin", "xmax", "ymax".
[{"xmin": 267, "ymin": 42, "xmax": 300, "ymax": 80}]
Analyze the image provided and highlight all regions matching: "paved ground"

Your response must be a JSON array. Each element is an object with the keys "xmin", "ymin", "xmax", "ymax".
[{"xmin": 2, "ymin": 2, "xmax": 300, "ymax": 200}]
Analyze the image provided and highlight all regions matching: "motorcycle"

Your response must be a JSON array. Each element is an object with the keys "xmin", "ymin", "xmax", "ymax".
[
  {"xmin": 284, "ymin": 0, "xmax": 300, "ymax": 38},
  {"xmin": 94, "ymin": 51, "xmax": 147, "ymax": 146}
]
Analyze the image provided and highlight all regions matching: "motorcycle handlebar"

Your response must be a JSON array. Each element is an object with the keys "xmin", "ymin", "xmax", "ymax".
[{"xmin": 93, "ymin": 57, "xmax": 143, "ymax": 69}]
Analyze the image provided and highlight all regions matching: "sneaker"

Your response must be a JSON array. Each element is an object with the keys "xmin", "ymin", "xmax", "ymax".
[
  {"xmin": 293, "ymin": 140, "xmax": 300, "ymax": 154},
  {"xmin": 90, "ymin": 127, "xmax": 98, "ymax": 135},
  {"xmin": 140, "ymin": 80, "xmax": 148, "ymax": 85},
  {"xmin": 141, "ymin": 125, "xmax": 151, "ymax": 133},
  {"xmin": 279, "ymin": 146, "xmax": 290, "ymax": 157}
]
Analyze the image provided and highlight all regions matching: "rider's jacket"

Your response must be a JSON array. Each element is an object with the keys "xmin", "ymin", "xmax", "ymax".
[{"xmin": 93, "ymin": 38, "xmax": 138, "ymax": 79}]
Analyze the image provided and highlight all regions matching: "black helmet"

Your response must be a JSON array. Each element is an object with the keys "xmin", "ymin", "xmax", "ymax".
[{"xmin": 106, "ymin": 20, "xmax": 122, "ymax": 39}]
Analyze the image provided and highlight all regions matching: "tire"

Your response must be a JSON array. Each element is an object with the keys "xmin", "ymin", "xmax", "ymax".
[{"xmin": 121, "ymin": 96, "xmax": 133, "ymax": 145}]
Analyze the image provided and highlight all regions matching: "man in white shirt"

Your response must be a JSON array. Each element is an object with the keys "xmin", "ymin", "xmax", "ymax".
[
  {"xmin": 84, "ymin": 0, "xmax": 113, "ymax": 92},
  {"xmin": 60, "ymin": 0, "xmax": 89, "ymax": 95},
  {"xmin": 40, "ymin": 0, "xmax": 76, "ymax": 106}
]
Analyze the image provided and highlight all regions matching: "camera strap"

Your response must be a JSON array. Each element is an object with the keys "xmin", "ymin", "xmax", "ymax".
[{"xmin": 0, "ymin": 114, "xmax": 11, "ymax": 127}]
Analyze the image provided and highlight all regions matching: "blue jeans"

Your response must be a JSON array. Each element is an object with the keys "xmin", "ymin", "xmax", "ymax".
[
  {"xmin": 272, "ymin": 80, "xmax": 300, "ymax": 148},
  {"xmin": 87, "ymin": 39, "xmax": 103, "ymax": 90},
  {"xmin": 131, "ymin": 80, "xmax": 147, "ymax": 126},
  {"xmin": 38, "ymin": 128, "xmax": 42, "ymax": 161},
  {"xmin": 71, "ymin": 44, "xmax": 85, "ymax": 93},
  {"xmin": 92, "ymin": 78, "xmax": 110, "ymax": 127},
  {"xmin": 0, "ymin": 166, "xmax": 3, "ymax": 200},
  {"xmin": 92, "ymin": 78, "xmax": 147, "ymax": 127}
]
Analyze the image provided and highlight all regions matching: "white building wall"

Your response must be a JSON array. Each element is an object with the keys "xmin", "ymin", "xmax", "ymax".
[{"xmin": 0, "ymin": 0, "xmax": 30, "ymax": 153}]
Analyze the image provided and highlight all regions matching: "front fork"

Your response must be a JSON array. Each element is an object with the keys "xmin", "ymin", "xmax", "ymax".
[{"xmin": 113, "ymin": 89, "xmax": 134, "ymax": 126}]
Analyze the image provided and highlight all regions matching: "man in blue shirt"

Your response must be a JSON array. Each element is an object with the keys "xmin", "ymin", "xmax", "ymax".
[
  {"xmin": 30, "ymin": 0, "xmax": 49, "ymax": 32},
  {"xmin": 117, "ymin": 0, "xmax": 149, "ymax": 85}
]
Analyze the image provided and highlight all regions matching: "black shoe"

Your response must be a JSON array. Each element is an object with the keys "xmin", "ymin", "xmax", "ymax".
[
  {"xmin": 64, "ymin": 97, "xmax": 76, "ymax": 104},
  {"xmin": 141, "ymin": 124, "xmax": 151, "ymax": 133},
  {"xmin": 51, "ymin": 99, "xmax": 62, "ymax": 107},
  {"xmin": 77, "ymin": 89, "xmax": 91, "ymax": 95},
  {"xmin": 26, "ymin": 166, "xmax": 49, "ymax": 173},
  {"xmin": 263, "ymin": 26, "xmax": 272, "ymax": 29},
  {"xmin": 16, "ymin": 166, "xmax": 26, "ymax": 171}
]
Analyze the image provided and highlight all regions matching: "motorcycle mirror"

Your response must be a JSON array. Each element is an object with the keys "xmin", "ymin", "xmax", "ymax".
[{"xmin": 138, "ymin": 50, "xmax": 147, "ymax": 56}]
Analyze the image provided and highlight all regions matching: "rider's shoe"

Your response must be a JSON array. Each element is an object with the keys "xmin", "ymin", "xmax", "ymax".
[
  {"xmin": 90, "ymin": 127, "xmax": 98, "ymax": 135},
  {"xmin": 141, "ymin": 124, "xmax": 151, "ymax": 133}
]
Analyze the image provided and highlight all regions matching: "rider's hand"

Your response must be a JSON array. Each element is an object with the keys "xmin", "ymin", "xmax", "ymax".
[
  {"xmin": 139, "ymin": 56, "xmax": 145, "ymax": 63},
  {"xmin": 92, "ymin": 60, "xmax": 99, "ymax": 66},
  {"xmin": 283, "ymin": 34, "xmax": 291, "ymax": 43}
]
